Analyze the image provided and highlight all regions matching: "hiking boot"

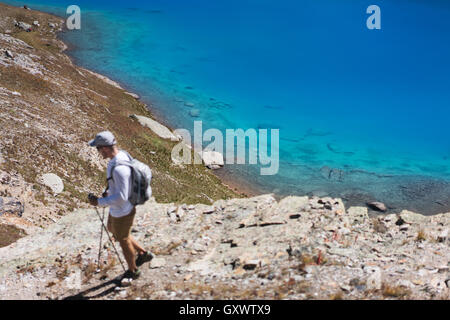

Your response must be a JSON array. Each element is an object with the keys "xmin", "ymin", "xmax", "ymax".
[
  {"xmin": 122, "ymin": 269, "xmax": 141, "ymax": 280},
  {"xmin": 136, "ymin": 251, "xmax": 154, "ymax": 267}
]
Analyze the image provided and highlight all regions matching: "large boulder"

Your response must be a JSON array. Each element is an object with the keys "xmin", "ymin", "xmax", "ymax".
[
  {"xmin": 130, "ymin": 114, "xmax": 180, "ymax": 142},
  {"xmin": 38, "ymin": 173, "xmax": 64, "ymax": 194},
  {"xmin": 200, "ymin": 151, "xmax": 224, "ymax": 170},
  {"xmin": 347, "ymin": 206, "xmax": 369, "ymax": 224},
  {"xmin": 367, "ymin": 201, "xmax": 387, "ymax": 212},
  {"xmin": 277, "ymin": 196, "xmax": 310, "ymax": 218},
  {"xmin": 15, "ymin": 21, "xmax": 31, "ymax": 30},
  {"xmin": 398, "ymin": 210, "xmax": 428, "ymax": 225}
]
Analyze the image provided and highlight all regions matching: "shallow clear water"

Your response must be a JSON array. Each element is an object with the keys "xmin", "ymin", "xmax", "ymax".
[{"xmin": 6, "ymin": 0, "xmax": 450, "ymax": 212}]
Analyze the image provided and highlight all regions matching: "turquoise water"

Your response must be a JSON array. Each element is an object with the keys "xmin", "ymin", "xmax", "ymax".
[{"xmin": 5, "ymin": 0, "xmax": 450, "ymax": 212}]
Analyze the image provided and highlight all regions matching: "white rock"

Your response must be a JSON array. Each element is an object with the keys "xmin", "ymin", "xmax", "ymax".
[
  {"xmin": 347, "ymin": 207, "xmax": 369, "ymax": 224},
  {"xmin": 278, "ymin": 196, "xmax": 309, "ymax": 213},
  {"xmin": 437, "ymin": 229, "xmax": 448, "ymax": 242},
  {"xmin": 397, "ymin": 279, "xmax": 414, "ymax": 289},
  {"xmin": 15, "ymin": 21, "xmax": 31, "ymax": 30},
  {"xmin": 38, "ymin": 173, "xmax": 64, "ymax": 194},
  {"xmin": 202, "ymin": 206, "xmax": 215, "ymax": 214},
  {"xmin": 167, "ymin": 206, "xmax": 177, "ymax": 214},
  {"xmin": 367, "ymin": 201, "xmax": 387, "ymax": 212},
  {"xmin": 399, "ymin": 210, "xmax": 428, "ymax": 225},
  {"xmin": 200, "ymin": 151, "xmax": 224, "ymax": 169},
  {"xmin": 120, "ymin": 278, "xmax": 132, "ymax": 287},
  {"xmin": 365, "ymin": 266, "xmax": 382, "ymax": 290},
  {"xmin": 5, "ymin": 50, "xmax": 14, "ymax": 59},
  {"xmin": 293, "ymin": 275, "xmax": 304, "ymax": 282},
  {"xmin": 429, "ymin": 277, "xmax": 447, "ymax": 292},
  {"xmin": 150, "ymin": 258, "xmax": 166, "ymax": 269},
  {"xmin": 168, "ymin": 211, "xmax": 177, "ymax": 223},
  {"xmin": 119, "ymin": 290, "xmax": 128, "ymax": 298},
  {"xmin": 124, "ymin": 92, "xmax": 139, "ymax": 99},
  {"xmin": 176, "ymin": 207, "xmax": 185, "ymax": 220},
  {"xmin": 130, "ymin": 114, "xmax": 180, "ymax": 141}
]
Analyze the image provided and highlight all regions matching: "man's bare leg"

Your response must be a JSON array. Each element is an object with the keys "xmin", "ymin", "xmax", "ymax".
[
  {"xmin": 119, "ymin": 238, "xmax": 137, "ymax": 271},
  {"xmin": 129, "ymin": 236, "xmax": 146, "ymax": 255}
]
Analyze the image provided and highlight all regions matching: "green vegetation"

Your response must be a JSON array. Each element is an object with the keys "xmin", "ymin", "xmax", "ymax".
[{"xmin": 0, "ymin": 224, "xmax": 27, "ymax": 247}]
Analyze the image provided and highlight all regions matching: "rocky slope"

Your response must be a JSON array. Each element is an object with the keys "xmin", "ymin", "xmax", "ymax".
[{"xmin": 0, "ymin": 194, "xmax": 448, "ymax": 300}]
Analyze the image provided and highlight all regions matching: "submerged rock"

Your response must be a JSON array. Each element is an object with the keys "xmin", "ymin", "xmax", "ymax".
[
  {"xmin": 189, "ymin": 109, "xmax": 200, "ymax": 117},
  {"xmin": 320, "ymin": 166, "xmax": 345, "ymax": 182}
]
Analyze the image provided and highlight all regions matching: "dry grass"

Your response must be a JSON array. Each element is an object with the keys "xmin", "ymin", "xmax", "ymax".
[
  {"xmin": 56, "ymin": 264, "xmax": 70, "ymax": 281},
  {"xmin": 98, "ymin": 255, "xmax": 117, "ymax": 277},
  {"xmin": 150, "ymin": 241, "xmax": 182, "ymax": 255},
  {"xmin": 416, "ymin": 229, "xmax": 427, "ymax": 242},
  {"xmin": 82, "ymin": 260, "xmax": 98, "ymax": 283},
  {"xmin": 329, "ymin": 290, "xmax": 344, "ymax": 300},
  {"xmin": 382, "ymin": 283, "xmax": 411, "ymax": 298},
  {"xmin": 372, "ymin": 218, "xmax": 387, "ymax": 234},
  {"xmin": 297, "ymin": 251, "xmax": 328, "ymax": 266}
]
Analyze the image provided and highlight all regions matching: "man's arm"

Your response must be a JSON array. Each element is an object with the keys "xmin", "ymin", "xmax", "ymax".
[{"xmin": 98, "ymin": 165, "xmax": 131, "ymax": 207}]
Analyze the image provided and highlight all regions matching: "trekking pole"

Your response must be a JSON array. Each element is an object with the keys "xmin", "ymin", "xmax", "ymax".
[
  {"xmin": 93, "ymin": 207, "xmax": 127, "ymax": 273},
  {"xmin": 96, "ymin": 208, "xmax": 106, "ymax": 271}
]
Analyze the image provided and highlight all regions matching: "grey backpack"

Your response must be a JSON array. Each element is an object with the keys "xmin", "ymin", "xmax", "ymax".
[{"xmin": 108, "ymin": 151, "xmax": 152, "ymax": 206}]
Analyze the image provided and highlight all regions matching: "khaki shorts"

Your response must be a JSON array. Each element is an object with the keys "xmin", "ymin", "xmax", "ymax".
[{"xmin": 107, "ymin": 207, "xmax": 136, "ymax": 241}]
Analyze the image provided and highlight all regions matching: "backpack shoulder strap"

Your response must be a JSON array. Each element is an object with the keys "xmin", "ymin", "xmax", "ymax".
[
  {"xmin": 107, "ymin": 151, "xmax": 133, "ymax": 182},
  {"xmin": 121, "ymin": 150, "xmax": 134, "ymax": 161}
]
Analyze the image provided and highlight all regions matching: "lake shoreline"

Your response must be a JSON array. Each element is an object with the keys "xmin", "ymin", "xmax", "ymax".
[{"xmin": 8, "ymin": 1, "xmax": 450, "ymax": 216}]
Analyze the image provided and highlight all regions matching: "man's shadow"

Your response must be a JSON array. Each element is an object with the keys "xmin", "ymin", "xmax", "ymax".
[{"xmin": 63, "ymin": 276, "xmax": 122, "ymax": 300}]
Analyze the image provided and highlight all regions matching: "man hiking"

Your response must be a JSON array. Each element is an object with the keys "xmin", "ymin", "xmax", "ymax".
[{"xmin": 88, "ymin": 131, "xmax": 153, "ymax": 279}]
